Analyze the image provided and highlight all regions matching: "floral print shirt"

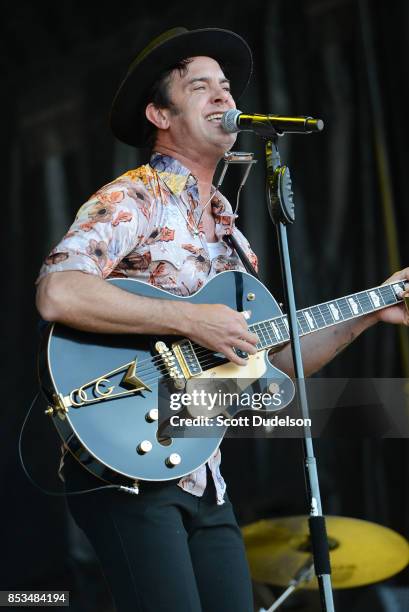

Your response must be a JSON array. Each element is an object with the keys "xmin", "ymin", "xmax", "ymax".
[{"xmin": 38, "ymin": 152, "xmax": 258, "ymax": 504}]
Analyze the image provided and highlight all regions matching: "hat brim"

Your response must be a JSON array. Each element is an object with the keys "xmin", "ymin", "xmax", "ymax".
[{"xmin": 110, "ymin": 28, "xmax": 252, "ymax": 147}]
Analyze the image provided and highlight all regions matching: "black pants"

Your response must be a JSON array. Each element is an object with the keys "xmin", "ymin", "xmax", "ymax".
[{"xmin": 65, "ymin": 454, "xmax": 253, "ymax": 612}]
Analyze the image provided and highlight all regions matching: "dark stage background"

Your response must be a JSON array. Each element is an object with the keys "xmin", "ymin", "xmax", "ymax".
[{"xmin": 2, "ymin": 1, "xmax": 409, "ymax": 610}]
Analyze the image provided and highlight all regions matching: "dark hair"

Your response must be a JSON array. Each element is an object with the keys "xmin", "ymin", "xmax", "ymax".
[{"xmin": 143, "ymin": 58, "xmax": 193, "ymax": 150}]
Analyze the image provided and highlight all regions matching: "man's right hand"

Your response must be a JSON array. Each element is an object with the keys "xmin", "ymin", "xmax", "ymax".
[
  {"xmin": 181, "ymin": 303, "xmax": 259, "ymax": 366},
  {"xmin": 36, "ymin": 272, "xmax": 259, "ymax": 366}
]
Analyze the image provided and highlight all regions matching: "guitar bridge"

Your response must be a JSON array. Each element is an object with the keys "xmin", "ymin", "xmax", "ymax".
[{"xmin": 155, "ymin": 341, "xmax": 186, "ymax": 389}]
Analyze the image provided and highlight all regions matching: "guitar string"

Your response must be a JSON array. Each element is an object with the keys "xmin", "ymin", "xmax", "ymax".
[
  {"xmin": 118, "ymin": 330, "xmax": 273, "ymax": 376},
  {"xmin": 124, "ymin": 349, "xmax": 279, "ymax": 387},
  {"xmin": 111, "ymin": 297, "xmax": 402, "ymax": 383},
  {"xmin": 129, "ymin": 326, "xmax": 379, "ymax": 384},
  {"xmin": 118, "ymin": 321, "xmax": 272, "ymax": 373},
  {"xmin": 121, "ymin": 291, "xmax": 380, "ymax": 375},
  {"xmin": 108, "ymin": 332, "xmax": 288, "ymax": 385},
  {"xmin": 119, "ymin": 337, "xmax": 274, "ymax": 380},
  {"xmin": 132, "ymin": 310, "xmax": 308, "ymax": 370},
  {"xmin": 97, "ymin": 350, "xmax": 223, "ymax": 389},
  {"xmin": 98, "ymin": 351, "xmax": 244, "ymax": 388},
  {"xmin": 131, "ymin": 280, "xmax": 405, "ymax": 373},
  {"xmin": 120, "ymin": 352, "xmax": 227, "ymax": 380},
  {"xmin": 123, "ymin": 344, "xmax": 222, "ymax": 375},
  {"xmin": 83, "ymin": 318, "xmax": 404, "ymax": 395},
  {"xmin": 130, "ymin": 281, "xmax": 404, "ymax": 372},
  {"xmin": 119, "ymin": 308, "xmax": 399, "ymax": 381},
  {"xmin": 86, "ymin": 284, "xmax": 405, "ymax": 390}
]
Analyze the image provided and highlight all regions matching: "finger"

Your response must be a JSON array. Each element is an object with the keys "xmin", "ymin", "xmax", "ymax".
[
  {"xmin": 223, "ymin": 346, "xmax": 248, "ymax": 366},
  {"xmin": 392, "ymin": 268, "xmax": 409, "ymax": 282},
  {"xmin": 231, "ymin": 338, "xmax": 258, "ymax": 355},
  {"xmin": 239, "ymin": 330, "xmax": 260, "ymax": 345},
  {"xmin": 240, "ymin": 310, "xmax": 252, "ymax": 321},
  {"xmin": 382, "ymin": 269, "xmax": 408, "ymax": 286},
  {"xmin": 404, "ymin": 294, "xmax": 409, "ymax": 316},
  {"xmin": 232, "ymin": 314, "xmax": 251, "ymax": 333}
]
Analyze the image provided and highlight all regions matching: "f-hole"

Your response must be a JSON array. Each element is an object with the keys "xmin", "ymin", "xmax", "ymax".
[{"xmin": 156, "ymin": 431, "xmax": 172, "ymax": 446}]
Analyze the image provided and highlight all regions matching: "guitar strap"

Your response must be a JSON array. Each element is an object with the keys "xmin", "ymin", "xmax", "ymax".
[{"xmin": 223, "ymin": 234, "xmax": 260, "ymax": 281}]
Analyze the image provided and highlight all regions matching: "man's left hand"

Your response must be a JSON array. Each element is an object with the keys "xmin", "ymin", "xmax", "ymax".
[{"xmin": 376, "ymin": 267, "xmax": 409, "ymax": 326}]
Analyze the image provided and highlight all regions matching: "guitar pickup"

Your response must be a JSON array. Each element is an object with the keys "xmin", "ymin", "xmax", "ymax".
[{"xmin": 172, "ymin": 340, "xmax": 203, "ymax": 379}]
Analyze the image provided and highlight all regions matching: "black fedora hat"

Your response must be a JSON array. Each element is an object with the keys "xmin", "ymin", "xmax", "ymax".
[{"xmin": 110, "ymin": 27, "xmax": 253, "ymax": 147}]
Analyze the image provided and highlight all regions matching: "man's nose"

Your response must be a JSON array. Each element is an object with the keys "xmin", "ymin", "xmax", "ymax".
[{"xmin": 211, "ymin": 85, "xmax": 230, "ymax": 104}]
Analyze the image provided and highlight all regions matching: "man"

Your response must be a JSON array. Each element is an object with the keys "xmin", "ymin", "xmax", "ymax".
[{"xmin": 36, "ymin": 27, "xmax": 409, "ymax": 612}]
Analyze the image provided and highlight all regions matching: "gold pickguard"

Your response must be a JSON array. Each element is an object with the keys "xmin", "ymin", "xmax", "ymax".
[
  {"xmin": 194, "ymin": 351, "xmax": 268, "ymax": 386},
  {"xmin": 182, "ymin": 352, "xmax": 270, "ymax": 419}
]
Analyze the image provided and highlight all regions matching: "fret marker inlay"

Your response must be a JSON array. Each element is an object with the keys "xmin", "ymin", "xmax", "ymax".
[
  {"xmin": 348, "ymin": 297, "xmax": 359, "ymax": 314},
  {"xmin": 329, "ymin": 303, "xmax": 340, "ymax": 320},
  {"xmin": 392, "ymin": 283, "xmax": 404, "ymax": 298},
  {"xmin": 305, "ymin": 312, "xmax": 315, "ymax": 328},
  {"xmin": 272, "ymin": 322, "xmax": 281, "ymax": 340},
  {"xmin": 369, "ymin": 291, "xmax": 381, "ymax": 308},
  {"xmin": 248, "ymin": 281, "xmax": 404, "ymax": 353}
]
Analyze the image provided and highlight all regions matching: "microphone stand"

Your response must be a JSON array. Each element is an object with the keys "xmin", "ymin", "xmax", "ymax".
[
  {"xmin": 265, "ymin": 136, "xmax": 335, "ymax": 611},
  {"xmin": 265, "ymin": 557, "xmax": 315, "ymax": 611}
]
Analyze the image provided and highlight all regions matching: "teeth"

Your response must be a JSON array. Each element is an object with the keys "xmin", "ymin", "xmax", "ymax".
[{"xmin": 206, "ymin": 113, "xmax": 223, "ymax": 121}]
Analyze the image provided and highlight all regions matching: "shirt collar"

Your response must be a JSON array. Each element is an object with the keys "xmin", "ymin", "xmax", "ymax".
[{"xmin": 150, "ymin": 152, "xmax": 197, "ymax": 196}]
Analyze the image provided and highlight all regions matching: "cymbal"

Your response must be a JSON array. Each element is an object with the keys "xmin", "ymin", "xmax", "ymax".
[{"xmin": 242, "ymin": 515, "xmax": 409, "ymax": 589}]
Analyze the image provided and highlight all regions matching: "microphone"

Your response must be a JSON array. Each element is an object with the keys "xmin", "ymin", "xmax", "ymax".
[{"xmin": 221, "ymin": 109, "xmax": 324, "ymax": 136}]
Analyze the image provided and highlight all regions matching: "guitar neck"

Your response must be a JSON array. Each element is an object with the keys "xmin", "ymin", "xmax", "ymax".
[{"xmin": 250, "ymin": 280, "xmax": 407, "ymax": 351}]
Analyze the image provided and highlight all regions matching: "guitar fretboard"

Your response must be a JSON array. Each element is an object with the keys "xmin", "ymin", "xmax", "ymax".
[{"xmin": 250, "ymin": 280, "xmax": 407, "ymax": 350}]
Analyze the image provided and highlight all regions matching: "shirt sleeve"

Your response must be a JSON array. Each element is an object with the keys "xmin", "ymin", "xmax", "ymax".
[{"xmin": 37, "ymin": 177, "xmax": 153, "ymax": 283}]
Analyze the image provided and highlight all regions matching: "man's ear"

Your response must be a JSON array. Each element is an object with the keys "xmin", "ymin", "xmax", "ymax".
[{"xmin": 145, "ymin": 103, "xmax": 170, "ymax": 130}]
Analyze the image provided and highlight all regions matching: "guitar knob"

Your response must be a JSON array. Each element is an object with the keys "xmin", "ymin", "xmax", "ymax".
[
  {"xmin": 137, "ymin": 440, "xmax": 152, "ymax": 454},
  {"xmin": 165, "ymin": 453, "xmax": 181, "ymax": 467},
  {"xmin": 234, "ymin": 348, "xmax": 248, "ymax": 360},
  {"xmin": 173, "ymin": 378, "xmax": 185, "ymax": 390},
  {"xmin": 145, "ymin": 409, "xmax": 158, "ymax": 422}
]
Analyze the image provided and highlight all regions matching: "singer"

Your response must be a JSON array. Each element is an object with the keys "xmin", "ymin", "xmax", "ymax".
[{"xmin": 35, "ymin": 27, "xmax": 409, "ymax": 612}]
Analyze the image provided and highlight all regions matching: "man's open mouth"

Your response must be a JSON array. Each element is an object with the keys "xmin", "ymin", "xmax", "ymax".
[{"xmin": 206, "ymin": 113, "xmax": 224, "ymax": 123}]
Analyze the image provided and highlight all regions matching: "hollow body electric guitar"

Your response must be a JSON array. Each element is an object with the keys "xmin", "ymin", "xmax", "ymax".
[{"xmin": 39, "ymin": 271, "xmax": 407, "ymax": 487}]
